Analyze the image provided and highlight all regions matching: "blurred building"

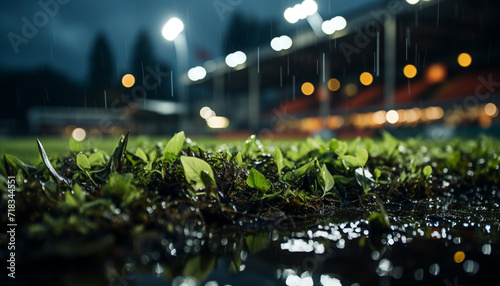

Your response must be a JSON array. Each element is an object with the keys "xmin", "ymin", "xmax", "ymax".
[{"xmin": 185, "ymin": 0, "xmax": 500, "ymax": 138}]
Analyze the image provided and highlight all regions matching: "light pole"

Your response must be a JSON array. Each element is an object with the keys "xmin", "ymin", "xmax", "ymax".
[{"xmin": 162, "ymin": 17, "xmax": 189, "ymax": 131}]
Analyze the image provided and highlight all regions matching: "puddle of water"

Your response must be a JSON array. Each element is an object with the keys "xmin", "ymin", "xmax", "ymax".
[{"xmin": 7, "ymin": 204, "xmax": 499, "ymax": 286}]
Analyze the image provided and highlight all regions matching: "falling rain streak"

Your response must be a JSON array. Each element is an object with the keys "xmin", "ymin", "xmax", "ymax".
[
  {"xmin": 376, "ymin": 31, "xmax": 380, "ymax": 76},
  {"xmin": 322, "ymin": 52, "xmax": 326, "ymax": 82},
  {"xmin": 171, "ymin": 72, "xmax": 174, "ymax": 97},
  {"xmin": 257, "ymin": 47, "xmax": 260, "ymax": 73},
  {"xmin": 280, "ymin": 66, "xmax": 283, "ymax": 87},
  {"xmin": 104, "ymin": 90, "xmax": 107, "ymax": 109}
]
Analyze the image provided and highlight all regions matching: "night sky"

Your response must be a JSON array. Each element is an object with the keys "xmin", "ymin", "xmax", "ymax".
[{"xmin": 0, "ymin": 0, "xmax": 378, "ymax": 83}]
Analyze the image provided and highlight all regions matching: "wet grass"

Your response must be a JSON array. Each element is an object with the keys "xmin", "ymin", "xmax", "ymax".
[{"xmin": 2, "ymin": 132, "xmax": 500, "ymax": 284}]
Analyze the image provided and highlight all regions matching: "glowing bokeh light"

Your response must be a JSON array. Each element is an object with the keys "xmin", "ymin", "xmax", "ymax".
[
  {"xmin": 207, "ymin": 116, "xmax": 229, "ymax": 128},
  {"xmin": 200, "ymin": 106, "xmax": 213, "ymax": 119},
  {"xmin": 454, "ymin": 251, "xmax": 465, "ymax": 263},
  {"xmin": 386, "ymin": 110, "xmax": 399, "ymax": 124},
  {"xmin": 301, "ymin": 82, "xmax": 315, "ymax": 96},
  {"xmin": 457, "ymin": 53, "xmax": 472, "ymax": 67},
  {"xmin": 484, "ymin": 103, "xmax": 498, "ymax": 117},
  {"xmin": 343, "ymin": 83, "xmax": 358, "ymax": 97},
  {"xmin": 72, "ymin": 127, "xmax": 86, "ymax": 141},
  {"xmin": 403, "ymin": 64, "xmax": 418, "ymax": 79},
  {"xmin": 327, "ymin": 78, "xmax": 341, "ymax": 91},
  {"xmin": 373, "ymin": 110, "xmax": 387, "ymax": 124},
  {"xmin": 188, "ymin": 66, "xmax": 207, "ymax": 81},
  {"xmin": 122, "ymin": 74, "xmax": 135, "ymax": 88},
  {"xmin": 360, "ymin": 72, "xmax": 374, "ymax": 86},
  {"xmin": 162, "ymin": 17, "xmax": 184, "ymax": 41},
  {"xmin": 425, "ymin": 63, "xmax": 447, "ymax": 84}
]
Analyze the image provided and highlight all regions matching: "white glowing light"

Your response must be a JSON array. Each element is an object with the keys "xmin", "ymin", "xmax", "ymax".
[
  {"xmin": 406, "ymin": 0, "xmax": 420, "ymax": 4},
  {"xmin": 331, "ymin": 16, "xmax": 347, "ymax": 30},
  {"xmin": 322, "ymin": 16, "xmax": 346, "ymax": 35},
  {"xmin": 225, "ymin": 51, "xmax": 246, "ymax": 68},
  {"xmin": 72, "ymin": 127, "xmax": 86, "ymax": 141},
  {"xmin": 284, "ymin": 7, "xmax": 299, "ymax": 24},
  {"xmin": 302, "ymin": 0, "xmax": 318, "ymax": 16},
  {"xmin": 207, "ymin": 116, "xmax": 229, "ymax": 129},
  {"xmin": 199, "ymin": 106, "xmax": 213, "ymax": 119},
  {"xmin": 187, "ymin": 66, "xmax": 207, "ymax": 81},
  {"xmin": 321, "ymin": 20, "xmax": 335, "ymax": 35},
  {"xmin": 386, "ymin": 110, "xmax": 399, "ymax": 124},
  {"xmin": 284, "ymin": 0, "xmax": 318, "ymax": 23},
  {"xmin": 162, "ymin": 17, "xmax": 184, "ymax": 41},
  {"xmin": 270, "ymin": 35, "xmax": 293, "ymax": 51},
  {"xmin": 320, "ymin": 275, "xmax": 342, "ymax": 286}
]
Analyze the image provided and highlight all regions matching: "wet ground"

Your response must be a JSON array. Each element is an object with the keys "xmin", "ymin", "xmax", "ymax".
[{"xmin": 4, "ymin": 201, "xmax": 499, "ymax": 286}]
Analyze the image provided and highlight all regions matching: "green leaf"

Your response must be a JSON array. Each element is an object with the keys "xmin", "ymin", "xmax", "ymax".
[
  {"xmin": 76, "ymin": 153, "xmax": 91, "ymax": 171},
  {"xmin": 273, "ymin": 147, "xmax": 284, "ymax": 178},
  {"xmin": 329, "ymin": 139, "xmax": 339, "ymax": 152},
  {"xmin": 4, "ymin": 154, "xmax": 36, "ymax": 176},
  {"xmin": 382, "ymin": 131, "xmax": 399, "ymax": 158},
  {"xmin": 180, "ymin": 156, "xmax": 216, "ymax": 191},
  {"xmin": 341, "ymin": 154, "xmax": 360, "ymax": 168},
  {"xmin": 333, "ymin": 175, "xmax": 353, "ymax": 185},
  {"xmin": 69, "ymin": 136, "xmax": 83, "ymax": 153},
  {"xmin": 182, "ymin": 255, "xmax": 217, "ymax": 282},
  {"xmin": 88, "ymin": 152, "xmax": 106, "ymax": 167},
  {"xmin": 246, "ymin": 232, "xmax": 270, "ymax": 254},
  {"xmin": 355, "ymin": 167, "xmax": 374, "ymax": 193},
  {"xmin": 102, "ymin": 173, "xmax": 139, "ymax": 207},
  {"xmin": 423, "ymin": 165, "xmax": 432, "ymax": 179},
  {"xmin": 246, "ymin": 168, "xmax": 271, "ymax": 194},
  {"xmin": 356, "ymin": 149, "xmax": 369, "ymax": 166},
  {"xmin": 72, "ymin": 183, "xmax": 85, "ymax": 203},
  {"xmin": 65, "ymin": 191, "xmax": 79, "ymax": 208},
  {"xmin": 447, "ymin": 150, "xmax": 461, "ymax": 166},
  {"xmin": 136, "ymin": 148, "xmax": 148, "ymax": 162},
  {"xmin": 107, "ymin": 132, "xmax": 129, "ymax": 173},
  {"xmin": 234, "ymin": 152, "xmax": 243, "ymax": 164},
  {"xmin": 318, "ymin": 164, "xmax": 334, "ymax": 197},
  {"xmin": 374, "ymin": 168, "xmax": 381, "ymax": 182},
  {"xmin": 293, "ymin": 159, "xmax": 317, "ymax": 179},
  {"xmin": 164, "ymin": 131, "xmax": 185, "ymax": 157}
]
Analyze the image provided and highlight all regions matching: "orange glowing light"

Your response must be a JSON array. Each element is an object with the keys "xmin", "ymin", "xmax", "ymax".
[
  {"xmin": 403, "ymin": 64, "xmax": 418, "ymax": 79},
  {"xmin": 457, "ymin": 53, "xmax": 472, "ymax": 67},
  {"xmin": 122, "ymin": 74, "xmax": 135, "ymax": 88},
  {"xmin": 360, "ymin": 72, "xmax": 374, "ymax": 86},
  {"xmin": 301, "ymin": 82, "xmax": 315, "ymax": 96},
  {"xmin": 425, "ymin": 63, "xmax": 447, "ymax": 83},
  {"xmin": 454, "ymin": 251, "xmax": 465, "ymax": 263},
  {"xmin": 328, "ymin": 78, "xmax": 341, "ymax": 91}
]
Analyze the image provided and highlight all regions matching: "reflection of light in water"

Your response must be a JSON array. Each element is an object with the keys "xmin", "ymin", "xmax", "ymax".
[
  {"xmin": 376, "ymin": 259, "xmax": 393, "ymax": 276},
  {"xmin": 320, "ymin": 274, "xmax": 342, "ymax": 286},
  {"xmin": 463, "ymin": 260, "xmax": 480, "ymax": 275},
  {"xmin": 414, "ymin": 268, "xmax": 424, "ymax": 281},
  {"xmin": 454, "ymin": 251, "xmax": 465, "ymax": 263},
  {"xmin": 429, "ymin": 263, "xmax": 440, "ymax": 275},
  {"xmin": 286, "ymin": 272, "xmax": 313, "ymax": 286},
  {"xmin": 482, "ymin": 244, "xmax": 491, "ymax": 255}
]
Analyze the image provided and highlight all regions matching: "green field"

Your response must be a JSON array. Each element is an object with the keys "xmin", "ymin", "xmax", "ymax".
[{"xmin": 1, "ymin": 136, "xmax": 147, "ymax": 163}]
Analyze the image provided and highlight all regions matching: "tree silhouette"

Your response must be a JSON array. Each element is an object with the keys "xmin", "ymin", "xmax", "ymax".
[
  {"xmin": 87, "ymin": 32, "xmax": 114, "ymax": 106},
  {"xmin": 131, "ymin": 30, "xmax": 156, "ymax": 85},
  {"xmin": 223, "ymin": 12, "xmax": 275, "ymax": 54},
  {"xmin": 129, "ymin": 30, "xmax": 173, "ymax": 99}
]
